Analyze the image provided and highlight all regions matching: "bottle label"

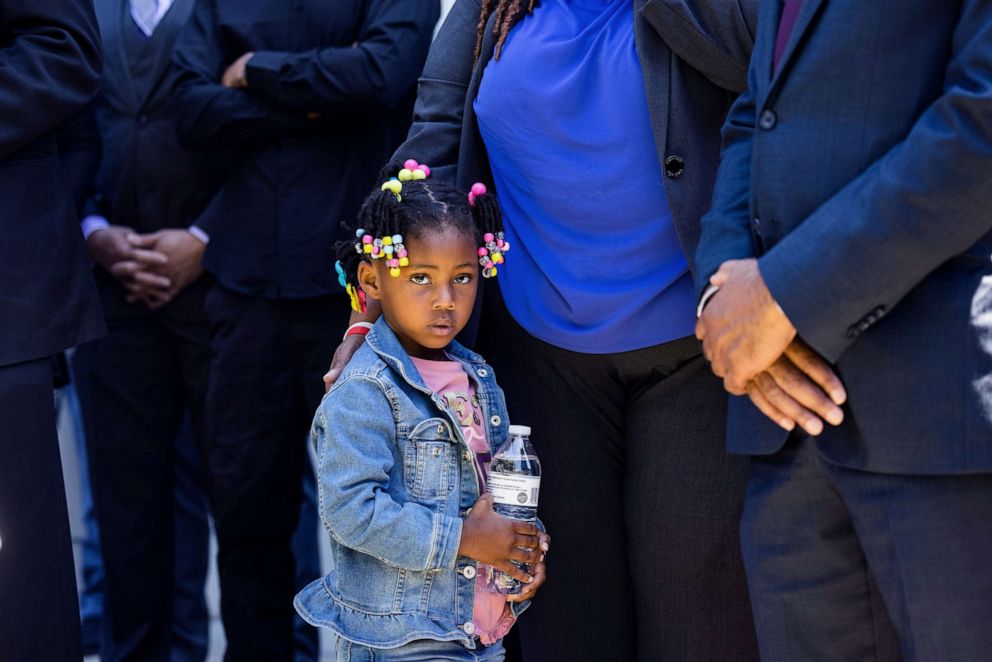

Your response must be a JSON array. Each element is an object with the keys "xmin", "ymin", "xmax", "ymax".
[{"xmin": 489, "ymin": 474, "xmax": 540, "ymax": 508}]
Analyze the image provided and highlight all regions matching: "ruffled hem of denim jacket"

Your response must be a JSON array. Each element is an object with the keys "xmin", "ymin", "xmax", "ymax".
[{"xmin": 293, "ymin": 575, "xmax": 530, "ymax": 651}]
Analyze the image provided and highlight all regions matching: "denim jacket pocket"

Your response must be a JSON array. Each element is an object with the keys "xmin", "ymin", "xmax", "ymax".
[{"xmin": 404, "ymin": 418, "xmax": 457, "ymax": 500}]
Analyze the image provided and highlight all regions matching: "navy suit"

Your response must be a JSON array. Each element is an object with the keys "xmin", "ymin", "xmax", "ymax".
[
  {"xmin": 70, "ymin": 1, "xmax": 223, "ymax": 659},
  {"xmin": 0, "ymin": 0, "xmax": 104, "ymax": 659},
  {"xmin": 171, "ymin": 2, "xmax": 438, "ymax": 658},
  {"xmin": 695, "ymin": 0, "xmax": 992, "ymax": 659}
]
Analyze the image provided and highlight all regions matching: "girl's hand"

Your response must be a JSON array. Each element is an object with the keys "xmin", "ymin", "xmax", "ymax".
[
  {"xmin": 507, "ymin": 531, "xmax": 550, "ymax": 603},
  {"xmin": 457, "ymin": 494, "xmax": 544, "ymax": 585}
]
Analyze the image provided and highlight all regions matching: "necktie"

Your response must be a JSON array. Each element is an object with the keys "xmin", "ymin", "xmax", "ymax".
[
  {"xmin": 130, "ymin": 0, "xmax": 162, "ymax": 37},
  {"xmin": 773, "ymin": 0, "xmax": 804, "ymax": 73}
]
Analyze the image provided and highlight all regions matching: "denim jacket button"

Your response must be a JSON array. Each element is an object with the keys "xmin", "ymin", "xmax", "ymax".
[
  {"xmin": 490, "ymin": 415, "xmax": 501, "ymax": 426},
  {"xmin": 463, "ymin": 451, "xmax": 472, "ymax": 462},
  {"xmin": 462, "ymin": 621, "xmax": 476, "ymax": 635},
  {"xmin": 477, "ymin": 368, "xmax": 489, "ymax": 378},
  {"xmin": 432, "ymin": 447, "xmax": 442, "ymax": 457},
  {"xmin": 462, "ymin": 565, "xmax": 477, "ymax": 579},
  {"xmin": 437, "ymin": 424, "xmax": 445, "ymax": 435}
]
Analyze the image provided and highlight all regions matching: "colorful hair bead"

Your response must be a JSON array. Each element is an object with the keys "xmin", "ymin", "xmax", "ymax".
[
  {"xmin": 468, "ymin": 182, "xmax": 487, "ymax": 207},
  {"xmin": 335, "ymin": 260, "xmax": 348, "ymax": 288},
  {"xmin": 479, "ymin": 230, "xmax": 509, "ymax": 279},
  {"xmin": 346, "ymin": 283, "xmax": 367, "ymax": 314}
]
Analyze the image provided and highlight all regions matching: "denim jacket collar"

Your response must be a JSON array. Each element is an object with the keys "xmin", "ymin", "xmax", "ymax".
[{"xmin": 365, "ymin": 318, "xmax": 486, "ymax": 391}]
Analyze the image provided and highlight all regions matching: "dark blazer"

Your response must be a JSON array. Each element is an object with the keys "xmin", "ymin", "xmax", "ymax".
[
  {"xmin": 694, "ymin": 0, "xmax": 992, "ymax": 474},
  {"xmin": 172, "ymin": 0, "xmax": 439, "ymax": 299},
  {"xmin": 396, "ymin": 0, "xmax": 757, "ymax": 285},
  {"xmin": 0, "ymin": 0, "xmax": 105, "ymax": 367},
  {"xmin": 90, "ymin": 0, "xmax": 224, "ymax": 236}
]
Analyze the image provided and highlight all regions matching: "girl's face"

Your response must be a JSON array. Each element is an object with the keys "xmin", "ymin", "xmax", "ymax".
[{"xmin": 359, "ymin": 229, "xmax": 479, "ymax": 360}]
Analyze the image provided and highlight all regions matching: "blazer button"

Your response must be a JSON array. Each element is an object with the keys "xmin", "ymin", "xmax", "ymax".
[
  {"xmin": 751, "ymin": 217, "xmax": 762, "ymax": 234},
  {"xmin": 462, "ymin": 565, "xmax": 477, "ymax": 579},
  {"xmin": 759, "ymin": 110, "xmax": 777, "ymax": 130},
  {"xmin": 664, "ymin": 155, "xmax": 685, "ymax": 178}
]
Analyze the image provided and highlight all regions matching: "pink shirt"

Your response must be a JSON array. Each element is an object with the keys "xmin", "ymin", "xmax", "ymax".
[{"xmin": 411, "ymin": 356, "xmax": 515, "ymax": 645}]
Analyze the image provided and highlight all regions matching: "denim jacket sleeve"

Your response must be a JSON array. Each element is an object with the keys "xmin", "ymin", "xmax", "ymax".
[{"xmin": 315, "ymin": 375, "xmax": 464, "ymax": 572}]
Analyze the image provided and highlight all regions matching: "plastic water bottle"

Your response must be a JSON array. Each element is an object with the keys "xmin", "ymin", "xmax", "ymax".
[{"xmin": 487, "ymin": 424, "xmax": 541, "ymax": 594}]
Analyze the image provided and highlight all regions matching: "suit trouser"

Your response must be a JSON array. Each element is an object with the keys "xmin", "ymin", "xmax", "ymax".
[
  {"xmin": 742, "ymin": 435, "xmax": 992, "ymax": 662},
  {"xmin": 479, "ymin": 291, "xmax": 758, "ymax": 662},
  {"xmin": 74, "ymin": 275, "xmax": 213, "ymax": 661},
  {"xmin": 0, "ymin": 358, "xmax": 82, "ymax": 661},
  {"xmin": 205, "ymin": 284, "xmax": 349, "ymax": 661}
]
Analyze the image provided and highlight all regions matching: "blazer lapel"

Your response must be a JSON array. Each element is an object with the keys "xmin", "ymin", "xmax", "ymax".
[{"xmin": 769, "ymin": 0, "xmax": 825, "ymax": 89}]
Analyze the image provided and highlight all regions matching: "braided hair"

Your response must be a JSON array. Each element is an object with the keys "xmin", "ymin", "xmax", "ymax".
[
  {"xmin": 474, "ymin": 0, "xmax": 540, "ymax": 62},
  {"xmin": 336, "ymin": 162, "xmax": 506, "ymax": 296}
]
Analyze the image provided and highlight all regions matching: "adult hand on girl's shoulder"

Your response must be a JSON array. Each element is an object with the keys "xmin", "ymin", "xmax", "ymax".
[
  {"xmin": 458, "ymin": 494, "xmax": 546, "ymax": 586},
  {"xmin": 323, "ymin": 300, "xmax": 383, "ymax": 391},
  {"xmin": 506, "ymin": 531, "xmax": 550, "ymax": 604}
]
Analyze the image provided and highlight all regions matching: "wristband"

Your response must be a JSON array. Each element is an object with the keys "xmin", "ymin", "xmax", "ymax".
[{"xmin": 343, "ymin": 322, "xmax": 374, "ymax": 342}]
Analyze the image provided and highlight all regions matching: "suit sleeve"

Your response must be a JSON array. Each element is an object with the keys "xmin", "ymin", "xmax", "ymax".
[
  {"xmin": 692, "ymin": 46, "xmax": 760, "ymax": 298},
  {"xmin": 55, "ymin": 105, "xmax": 101, "ymax": 218},
  {"xmin": 387, "ymin": 0, "xmax": 482, "ymax": 184},
  {"xmin": 172, "ymin": 0, "xmax": 310, "ymax": 148},
  {"xmin": 0, "ymin": 0, "xmax": 102, "ymax": 159},
  {"xmin": 244, "ymin": 0, "xmax": 440, "ymax": 113},
  {"xmin": 643, "ymin": 0, "xmax": 758, "ymax": 93},
  {"xmin": 757, "ymin": 1, "xmax": 992, "ymax": 362}
]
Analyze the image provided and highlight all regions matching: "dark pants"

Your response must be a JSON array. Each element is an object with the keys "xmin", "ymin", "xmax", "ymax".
[
  {"xmin": 479, "ymin": 293, "xmax": 757, "ymax": 662},
  {"xmin": 205, "ymin": 284, "xmax": 349, "ymax": 661},
  {"xmin": 74, "ymin": 275, "xmax": 213, "ymax": 661},
  {"xmin": 0, "ymin": 358, "xmax": 82, "ymax": 661},
  {"xmin": 743, "ymin": 435, "xmax": 992, "ymax": 661}
]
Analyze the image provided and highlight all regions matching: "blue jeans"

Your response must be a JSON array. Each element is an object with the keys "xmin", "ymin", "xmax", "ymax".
[{"xmin": 335, "ymin": 637, "xmax": 505, "ymax": 661}]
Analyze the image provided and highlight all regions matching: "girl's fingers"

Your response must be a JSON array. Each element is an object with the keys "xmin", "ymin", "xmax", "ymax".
[
  {"xmin": 507, "ymin": 564, "xmax": 546, "ymax": 603},
  {"xmin": 495, "ymin": 561, "xmax": 534, "ymax": 585},
  {"xmin": 508, "ymin": 545, "xmax": 541, "ymax": 565}
]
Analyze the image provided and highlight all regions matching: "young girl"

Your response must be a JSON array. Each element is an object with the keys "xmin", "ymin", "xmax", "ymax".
[{"xmin": 295, "ymin": 161, "xmax": 550, "ymax": 661}]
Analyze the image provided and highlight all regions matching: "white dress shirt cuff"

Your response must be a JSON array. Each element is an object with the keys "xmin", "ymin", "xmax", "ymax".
[
  {"xmin": 696, "ymin": 284, "xmax": 721, "ymax": 318},
  {"xmin": 81, "ymin": 215, "xmax": 111, "ymax": 240},
  {"xmin": 188, "ymin": 225, "xmax": 210, "ymax": 245}
]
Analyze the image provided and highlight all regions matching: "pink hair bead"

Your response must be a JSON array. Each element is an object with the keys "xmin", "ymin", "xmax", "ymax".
[
  {"xmin": 403, "ymin": 159, "xmax": 419, "ymax": 170},
  {"xmin": 471, "ymin": 183, "xmax": 487, "ymax": 196},
  {"xmin": 483, "ymin": 232, "xmax": 495, "ymax": 243},
  {"xmin": 397, "ymin": 249, "xmax": 408, "ymax": 258},
  {"xmin": 478, "ymin": 247, "xmax": 489, "ymax": 256},
  {"xmin": 362, "ymin": 235, "xmax": 373, "ymax": 244},
  {"xmin": 417, "ymin": 165, "xmax": 431, "ymax": 177}
]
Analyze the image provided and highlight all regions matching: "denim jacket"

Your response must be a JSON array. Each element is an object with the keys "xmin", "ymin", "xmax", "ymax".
[{"xmin": 294, "ymin": 318, "xmax": 529, "ymax": 649}]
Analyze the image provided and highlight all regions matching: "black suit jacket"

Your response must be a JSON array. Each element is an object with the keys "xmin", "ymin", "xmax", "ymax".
[
  {"xmin": 172, "ymin": 0, "xmax": 439, "ymax": 299},
  {"xmin": 694, "ymin": 0, "xmax": 992, "ymax": 474},
  {"xmin": 89, "ymin": 0, "xmax": 224, "ymax": 236},
  {"xmin": 0, "ymin": 0, "xmax": 105, "ymax": 367}
]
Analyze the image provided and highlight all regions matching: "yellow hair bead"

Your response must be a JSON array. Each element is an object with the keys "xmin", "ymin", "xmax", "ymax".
[
  {"xmin": 363, "ymin": 244, "xmax": 373, "ymax": 254},
  {"xmin": 383, "ymin": 236, "xmax": 393, "ymax": 246},
  {"xmin": 398, "ymin": 169, "xmax": 414, "ymax": 181},
  {"xmin": 389, "ymin": 268, "xmax": 401, "ymax": 278},
  {"xmin": 398, "ymin": 257, "xmax": 409, "ymax": 267},
  {"xmin": 411, "ymin": 169, "xmax": 426, "ymax": 180}
]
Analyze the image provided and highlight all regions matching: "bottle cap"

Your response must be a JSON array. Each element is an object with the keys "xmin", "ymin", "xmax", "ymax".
[{"xmin": 508, "ymin": 425, "xmax": 531, "ymax": 436}]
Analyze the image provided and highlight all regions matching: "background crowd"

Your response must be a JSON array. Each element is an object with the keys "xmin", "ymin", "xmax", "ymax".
[{"xmin": 1, "ymin": 0, "xmax": 990, "ymax": 661}]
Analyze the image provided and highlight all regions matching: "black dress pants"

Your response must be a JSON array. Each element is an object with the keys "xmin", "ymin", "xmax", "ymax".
[
  {"xmin": 204, "ymin": 284, "xmax": 349, "ymax": 661},
  {"xmin": 0, "ymin": 358, "xmax": 82, "ymax": 661},
  {"xmin": 479, "ymin": 292, "xmax": 758, "ymax": 662},
  {"xmin": 74, "ymin": 274, "xmax": 213, "ymax": 661}
]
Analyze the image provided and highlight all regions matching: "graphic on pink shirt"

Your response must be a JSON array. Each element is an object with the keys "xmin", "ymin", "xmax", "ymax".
[{"xmin": 411, "ymin": 357, "xmax": 516, "ymax": 645}]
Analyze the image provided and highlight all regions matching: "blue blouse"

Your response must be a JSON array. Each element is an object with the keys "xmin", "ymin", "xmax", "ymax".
[{"xmin": 474, "ymin": 0, "xmax": 696, "ymax": 354}]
